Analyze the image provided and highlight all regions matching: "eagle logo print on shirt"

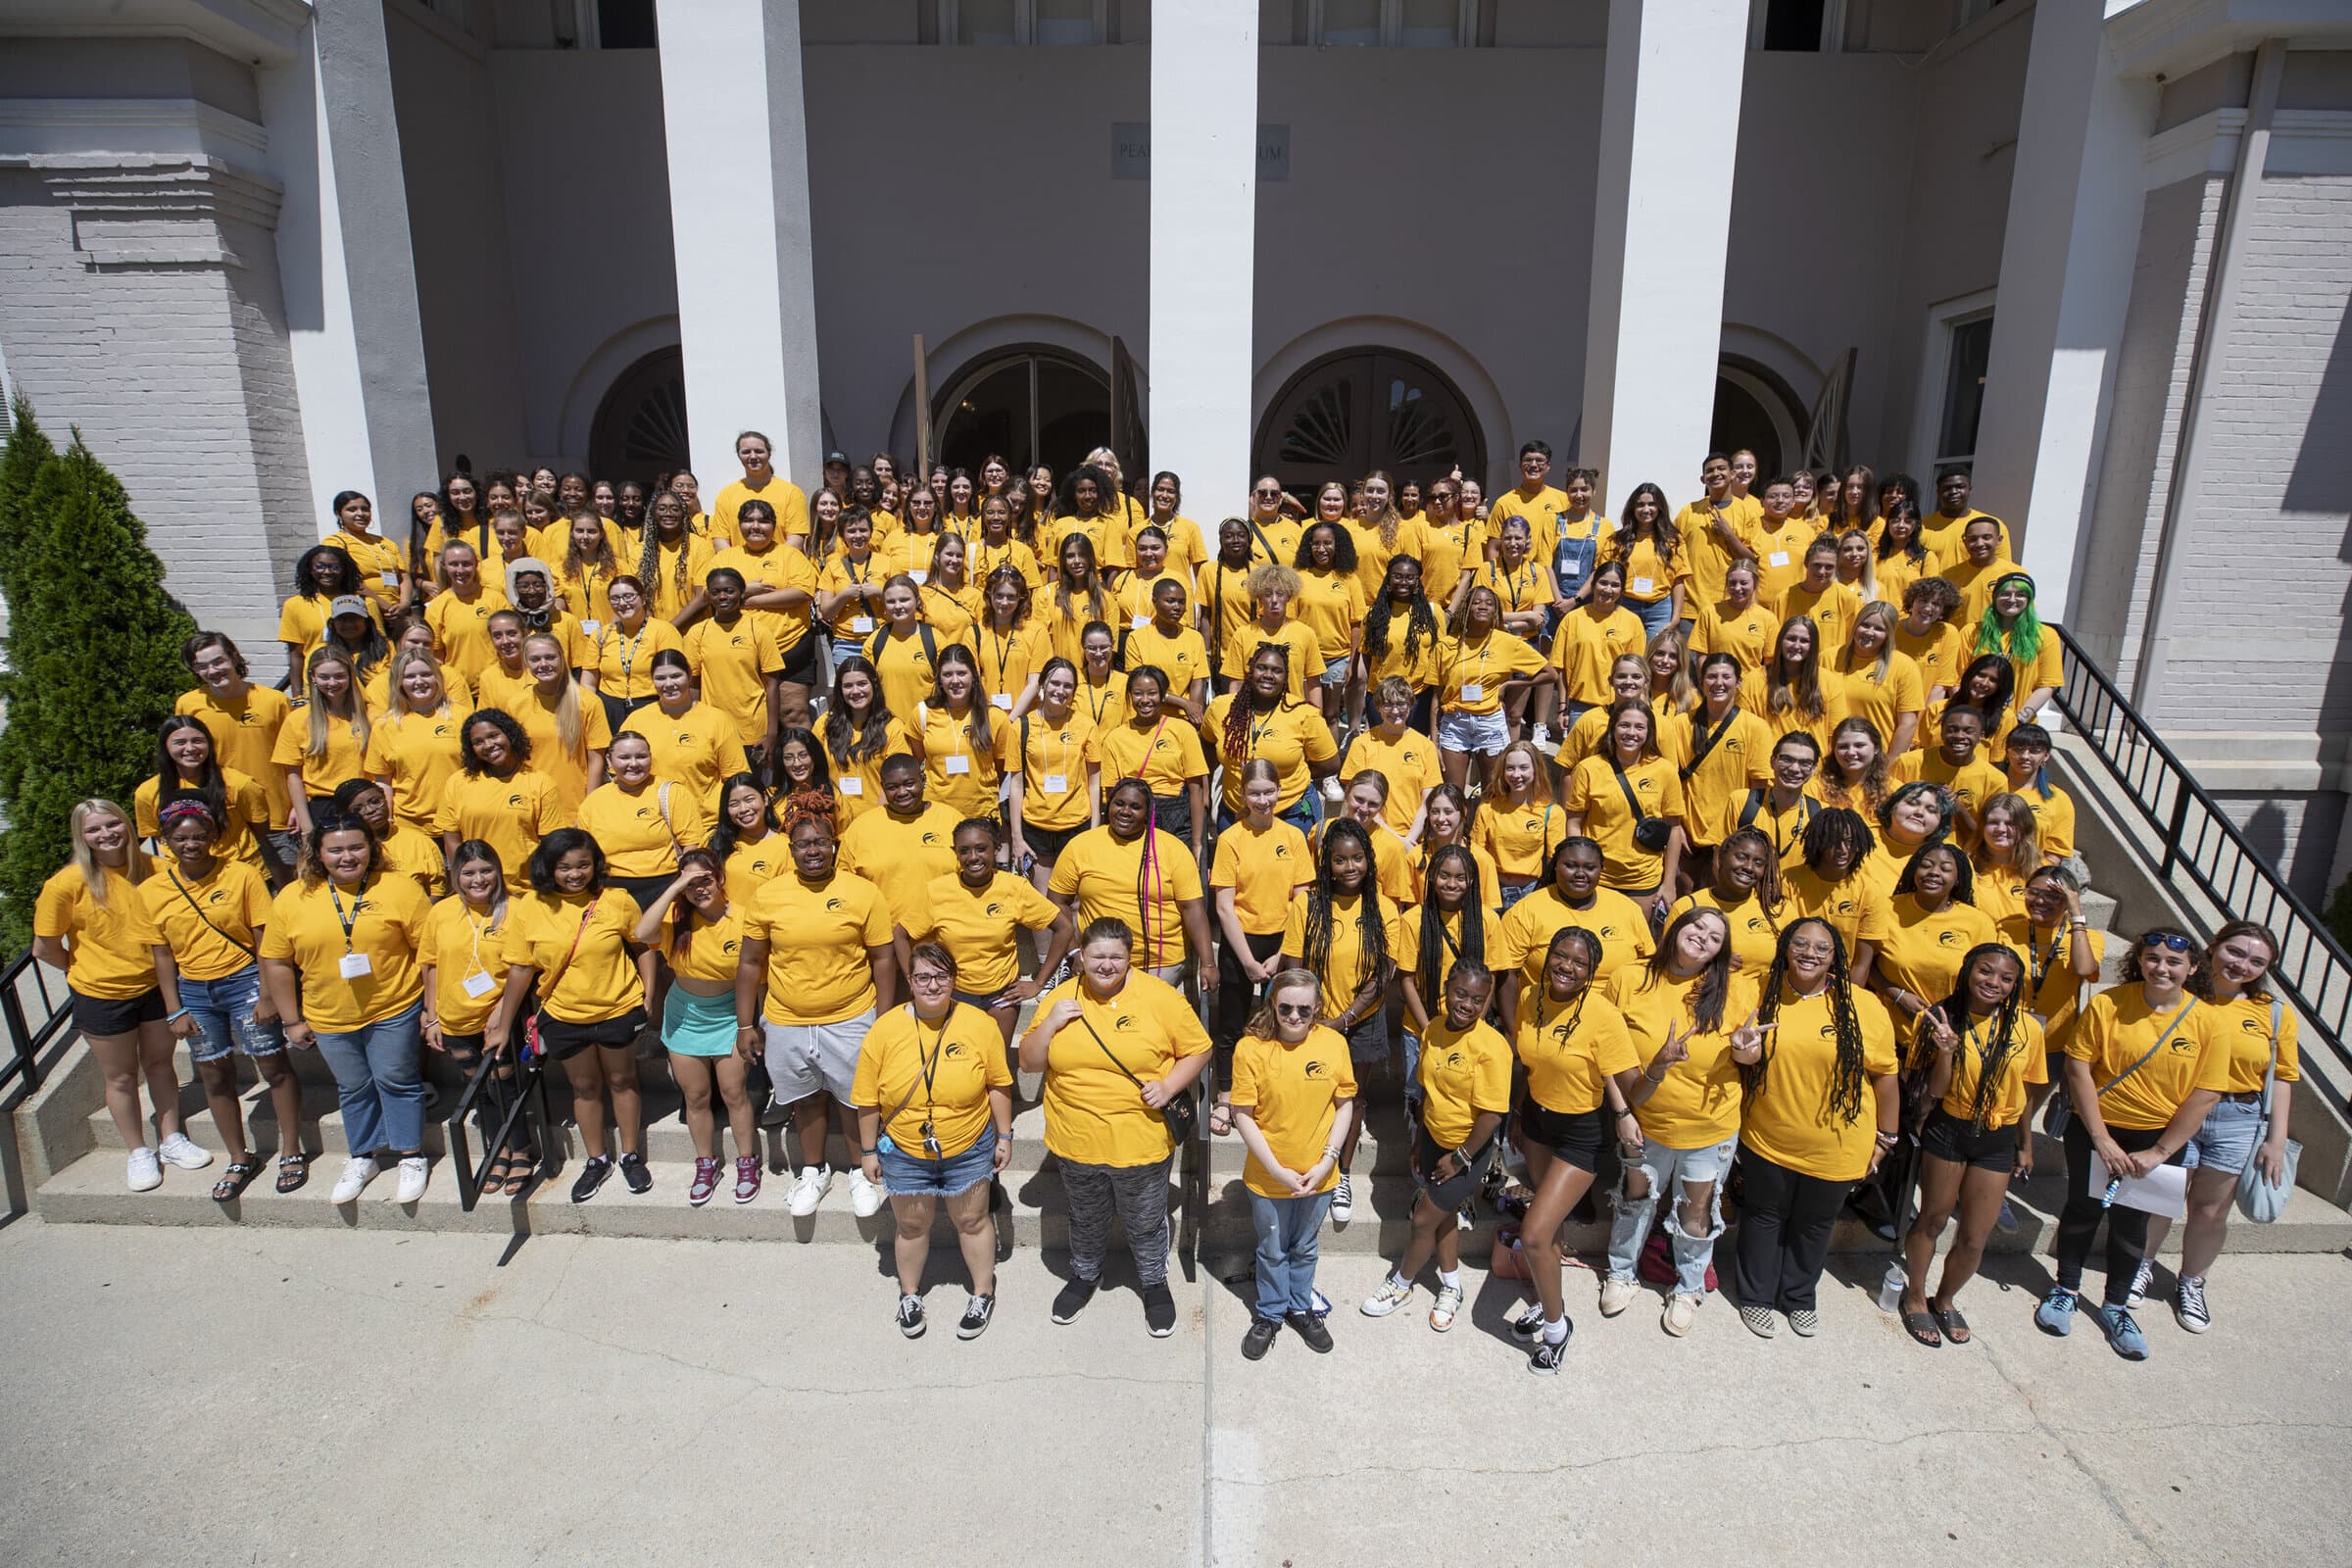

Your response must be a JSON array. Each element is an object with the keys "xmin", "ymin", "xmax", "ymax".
[
  {"xmin": 824, "ymin": 898, "xmax": 843, "ymax": 911},
  {"xmin": 1303, "ymin": 1059, "xmax": 1329, "ymax": 1079}
]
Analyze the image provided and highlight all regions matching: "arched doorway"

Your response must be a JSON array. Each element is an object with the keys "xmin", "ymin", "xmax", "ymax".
[
  {"xmin": 589, "ymin": 347, "xmax": 690, "ymax": 485},
  {"xmin": 1710, "ymin": 357, "xmax": 1809, "ymax": 480},
  {"xmin": 934, "ymin": 346, "xmax": 1121, "ymax": 479},
  {"xmin": 1252, "ymin": 348, "xmax": 1485, "ymax": 497}
]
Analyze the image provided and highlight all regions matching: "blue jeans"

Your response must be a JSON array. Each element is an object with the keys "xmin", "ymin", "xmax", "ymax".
[
  {"xmin": 313, "ymin": 999, "xmax": 426, "ymax": 1155},
  {"xmin": 179, "ymin": 964, "xmax": 285, "ymax": 1062},
  {"xmin": 1606, "ymin": 1132, "xmax": 1738, "ymax": 1298},
  {"xmin": 1250, "ymin": 1190, "xmax": 1333, "ymax": 1320},
  {"xmin": 1624, "ymin": 596, "xmax": 1676, "ymax": 643}
]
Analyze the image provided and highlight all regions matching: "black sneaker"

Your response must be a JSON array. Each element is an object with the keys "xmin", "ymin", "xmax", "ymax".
[
  {"xmin": 1242, "ymin": 1316, "xmax": 1281, "ymax": 1360},
  {"xmin": 1509, "ymin": 1304, "xmax": 1546, "ymax": 1343},
  {"xmin": 569, "ymin": 1155, "xmax": 612, "ymax": 1203},
  {"xmin": 956, "ymin": 1294, "xmax": 996, "ymax": 1340},
  {"xmin": 1529, "ymin": 1332, "xmax": 1570, "ymax": 1375},
  {"xmin": 896, "ymin": 1294, "xmax": 926, "ymax": 1339},
  {"xmin": 1143, "ymin": 1281, "xmax": 1178, "ymax": 1337},
  {"xmin": 617, "ymin": 1152, "xmax": 652, "ymax": 1195},
  {"xmin": 1052, "ymin": 1277, "xmax": 1100, "ymax": 1325},
  {"xmin": 1285, "ymin": 1310, "xmax": 1333, "ymax": 1353}
]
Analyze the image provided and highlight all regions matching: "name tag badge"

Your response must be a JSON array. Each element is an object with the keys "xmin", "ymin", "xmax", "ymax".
[
  {"xmin": 945, "ymin": 755, "xmax": 971, "ymax": 775},
  {"xmin": 1560, "ymin": 560, "xmax": 1582, "ymax": 578},
  {"xmin": 462, "ymin": 970, "xmax": 496, "ymax": 999},
  {"xmin": 579, "ymin": 619, "xmax": 601, "ymax": 637},
  {"xmin": 1768, "ymin": 552, "xmax": 1789, "ymax": 567},
  {"xmin": 910, "ymin": 569, "xmax": 928, "ymax": 584},
  {"xmin": 839, "ymin": 776, "xmax": 862, "ymax": 796},
  {"xmin": 1631, "ymin": 576, "xmax": 1655, "ymax": 595},
  {"xmin": 338, "ymin": 953, "xmax": 373, "ymax": 980},
  {"xmin": 379, "ymin": 568, "xmax": 400, "ymax": 586},
  {"xmin": 1044, "ymin": 773, "xmax": 1068, "ymax": 793},
  {"xmin": 991, "ymin": 693, "xmax": 1012, "ymax": 710},
  {"xmin": 1132, "ymin": 615, "xmax": 1150, "ymax": 628},
  {"xmin": 1461, "ymin": 683, "xmax": 1484, "ymax": 703},
  {"xmin": 851, "ymin": 615, "xmax": 874, "ymax": 634}
]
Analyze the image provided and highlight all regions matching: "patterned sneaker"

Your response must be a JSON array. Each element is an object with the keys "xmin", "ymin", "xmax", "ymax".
[
  {"xmin": 2174, "ymin": 1276, "xmax": 2211, "ymax": 1335},
  {"xmin": 1787, "ymin": 1309, "xmax": 1820, "ymax": 1338},
  {"xmin": 2034, "ymin": 1286, "xmax": 2080, "ymax": 1337},
  {"xmin": 1428, "ymin": 1283, "xmax": 1464, "ymax": 1332},
  {"xmin": 689, "ymin": 1157, "xmax": 721, "ymax": 1206},
  {"xmin": 1360, "ymin": 1274, "xmax": 1414, "ymax": 1318},
  {"xmin": 1739, "ymin": 1303, "xmax": 1778, "ymax": 1339},
  {"xmin": 733, "ymin": 1155, "xmax": 762, "ymax": 1204}
]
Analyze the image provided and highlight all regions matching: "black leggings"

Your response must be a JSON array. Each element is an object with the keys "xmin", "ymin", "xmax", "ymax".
[
  {"xmin": 441, "ymin": 1032, "xmax": 533, "ymax": 1157},
  {"xmin": 1731, "ymin": 1149, "xmax": 1852, "ymax": 1313},
  {"xmin": 1213, "ymin": 931, "xmax": 1288, "ymax": 1068},
  {"xmin": 2055, "ymin": 1118, "xmax": 2177, "ymax": 1306}
]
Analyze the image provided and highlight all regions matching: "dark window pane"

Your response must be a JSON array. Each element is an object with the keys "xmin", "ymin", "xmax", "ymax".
[
  {"xmin": 1938, "ymin": 317, "xmax": 1993, "ymax": 461},
  {"xmin": 598, "ymin": 0, "xmax": 658, "ymax": 49},
  {"xmin": 1763, "ymin": 0, "xmax": 1826, "ymax": 51}
]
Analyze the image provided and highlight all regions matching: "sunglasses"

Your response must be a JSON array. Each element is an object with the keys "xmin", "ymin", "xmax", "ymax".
[
  {"xmin": 1273, "ymin": 1004, "xmax": 1316, "ymax": 1020},
  {"xmin": 2138, "ymin": 932, "xmax": 2194, "ymax": 954}
]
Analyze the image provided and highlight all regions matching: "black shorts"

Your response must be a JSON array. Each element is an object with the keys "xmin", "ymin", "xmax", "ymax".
[
  {"xmin": 72, "ymin": 986, "xmax": 166, "ymax": 1038},
  {"xmin": 955, "ymin": 984, "xmax": 1019, "ymax": 1013},
  {"xmin": 608, "ymin": 873, "xmax": 674, "ymax": 910},
  {"xmin": 1519, "ymin": 1100, "xmax": 1605, "ymax": 1172},
  {"xmin": 777, "ymin": 634, "xmax": 818, "ymax": 686},
  {"xmin": 598, "ymin": 691, "xmax": 655, "ymax": 733},
  {"xmin": 1149, "ymin": 793, "xmax": 1192, "ymax": 846},
  {"xmin": 1919, "ymin": 1106, "xmax": 2019, "ymax": 1174},
  {"xmin": 1412, "ymin": 1127, "xmax": 1497, "ymax": 1211},
  {"xmin": 537, "ymin": 1005, "xmax": 649, "ymax": 1061},
  {"xmin": 1016, "ymin": 816, "xmax": 1085, "ymax": 863}
]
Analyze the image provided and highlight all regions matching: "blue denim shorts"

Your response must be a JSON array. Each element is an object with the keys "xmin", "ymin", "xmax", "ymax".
[
  {"xmin": 2182, "ymin": 1096, "xmax": 2264, "ymax": 1177},
  {"xmin": 877, "ymin": 1125, "xmax": 997, "ymax": 1199},
  {"xmin": 179, "ymin": 965, "xmax": 285, "ymax": 1062},
  {"xmin": 1436, "ymin": 707, "xmax": 1510, "ymax": 757}
]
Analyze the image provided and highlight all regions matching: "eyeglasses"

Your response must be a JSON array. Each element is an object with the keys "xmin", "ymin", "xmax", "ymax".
[
  {"xmin": 1273, "ymin": 1004, "xmax": 1315, "ymax": 1020},
  {"xmin": 2139, "ymin": 932, "xmax": 2194, "ymax": 954},
  {"xmin": 1253, "ymin": 488, "xmax": 1281, "ymax": 499}
]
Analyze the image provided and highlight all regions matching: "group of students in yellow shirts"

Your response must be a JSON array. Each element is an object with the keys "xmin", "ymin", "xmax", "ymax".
[{"xmin": 26, "ymin": 433, "xmax": 2299, "ymax": 1363}]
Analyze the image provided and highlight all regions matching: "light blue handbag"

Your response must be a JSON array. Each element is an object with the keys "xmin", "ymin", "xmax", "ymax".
[{"xmin": 2233, "ymin": 997, "xmax": 2300, "ymax": 1224}]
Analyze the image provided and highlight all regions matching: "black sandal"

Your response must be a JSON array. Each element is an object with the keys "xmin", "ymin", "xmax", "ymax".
[
  {"xmin": 274, "ymin": 1152, "xmax": 310, "ymax": 1194},
  {"xmin": 497, "ymin": 1150, "xmax": 536, "ymax": 1197},
  {"xmin": 213, "ymin": 1159, "xmax": 263, "ymax": 1201},
  {"xmin": 1901, "ymin": 1308, "xmax": 1943, "ymax": 1348},
  {"xmin": 1934, "ymin": 1302, "xmax": 1972, "ymax": 1345}
]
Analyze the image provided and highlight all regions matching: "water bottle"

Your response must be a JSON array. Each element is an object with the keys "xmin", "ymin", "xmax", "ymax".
[{"xmin": 1877, "ymin": 1259, "xmax": 1906, "ymax": 1313}]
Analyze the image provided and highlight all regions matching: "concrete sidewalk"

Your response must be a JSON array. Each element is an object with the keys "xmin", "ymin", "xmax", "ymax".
[{"xmin": 0, "ymin": 1219, "xmax": 2345, "ymax": 1565}]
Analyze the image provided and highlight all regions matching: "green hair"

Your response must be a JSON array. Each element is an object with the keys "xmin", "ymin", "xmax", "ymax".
[{"xmin": 1975, "ymin": 570, "xmax": 2041, "ymax": 663}]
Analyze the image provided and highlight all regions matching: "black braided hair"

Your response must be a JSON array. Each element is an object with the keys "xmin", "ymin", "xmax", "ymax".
[
  {"xmin": 1929, "ymin": 943, "xmax": 2028, "ymax": 1131},
  {"xmin": 1302, "ymin": 817, "xmax": 1391, "ymax": 1004},
  {"xmin": 1413, "ymin": 844, "xmax": 1487, "ymax": 1008},
  {"xmin": 1745, "ymin": 916, "xmax": 1869, "ymax": 1123}
]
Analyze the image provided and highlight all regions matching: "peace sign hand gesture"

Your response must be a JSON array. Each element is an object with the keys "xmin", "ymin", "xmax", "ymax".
[
  {"xmin": 1651, "ymin": 1021, "xmax": 1691, "ymax": 1074},
  {"xmin": 1729, "ymin": 1008, "xmax": 1770, "ymax": 1065},
  {"xmin": 1922, "ymin": 1004, "xmax": 1960, "ymax": 1054}
]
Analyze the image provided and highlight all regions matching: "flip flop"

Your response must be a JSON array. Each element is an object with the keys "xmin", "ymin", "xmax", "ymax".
[
  {"xmin": 1901, "ymin": 1309, "xmax": 1943, "ymax": 1348},
  {"xmin": 1934, "ymin": 1303, "xmax": 1972, "ymax": 1345}
]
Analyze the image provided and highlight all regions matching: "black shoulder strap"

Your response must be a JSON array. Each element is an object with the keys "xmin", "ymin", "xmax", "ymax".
[
  {"xmin": 867, "ymin": 624, "xmax": 889, "ymax": 661},
  {"xmin": 1679, "ymin": 706, "xmax": 1740, "ymax": 783},
  {"xmin": 1609, "ymin": 760, "xmax": 1646, "ymax": 820},
  {"xmin": 1115, "ymin": 626, "xmax": 1133, "ymax": 669},
  {"xmin": 1246, "ymin": 515, "xmax": 1279, "ymax": 563}
]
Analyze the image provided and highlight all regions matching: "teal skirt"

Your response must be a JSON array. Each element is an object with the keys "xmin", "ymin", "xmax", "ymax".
[{"xmin": 662, "ymin": 986, "xmax": 738, "ymax": 1058}]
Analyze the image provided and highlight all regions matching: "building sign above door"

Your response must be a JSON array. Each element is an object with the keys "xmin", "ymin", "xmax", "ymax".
[{"xmin": 1111, "ymin": 122, "xmax": 1290, "ymax": 182}]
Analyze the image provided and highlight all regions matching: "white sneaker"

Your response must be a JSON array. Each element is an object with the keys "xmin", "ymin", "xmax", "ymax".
[
  {"xmin": 156, "ymin": 1132, "xmax": 213, "ymax": 1170},
  {"xmin": 1598, "ymin": 1277, "xmax": 1640, "ymax": 1317},
  {"xmin": 847, "ymin": 1166, "xmax": 884, "ymax": 1218},
  {"xmin": 393, "ymin": 1155, "xmax": 429, "ymax": 1202},
  {"xmin": 330, "ymin": 1155, "xmax": 376, "ymax": 1203},
  {"xmin": 1662, "ymin": 1293, "xmax": 1700, "ymax": 1337},
  {"xmin": 125, "ymin": 1147, "xmax": 163, "ymax": 1192},
  {"xmin": 787, "ymin": 1163, "xmax": 832, "ymax": 1217},
  {"xmin": 1330, "ymin": 1173, "xmax": 1354, "ymax": 1224}
]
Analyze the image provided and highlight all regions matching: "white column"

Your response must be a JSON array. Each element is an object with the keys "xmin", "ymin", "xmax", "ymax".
[
  {"xmin": 656, "ymin": 0, "xmax": 824, "ymax": 493},
  {"xmin": 1971, "ymin": 1, "xmax": 2158, "ymax": 621},
  {"xmin": 258, "ymin": 2, "xmax": 437, "ymax": 539},
  {"xmin": 1579, "ymin": 0, "xmax": 1748, "ymax": 508},
  {"xmin": 1149, "ymin": 0, "xmax": 1259, "ymax": 505}
]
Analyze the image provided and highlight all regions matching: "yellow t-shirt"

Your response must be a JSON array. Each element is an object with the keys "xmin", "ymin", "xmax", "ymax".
[
  {"xmin": 1494, "ymin": 885, "xmax": 1655, "ymax": 990},
  {"xmin": 1740, "ymin": 665, "xmax": 1848, "ymax": 760},
  {"xmin": 712, "ymin": 475, "xmax": 810, "ymax": 549},
  {"xmin": 325, "ymin": 529, "xmax": 408, "ymax": 610},
  {"xmin": 362, "ymin": 708, "xmax": 470, "ymax": 830},
  {"xmin": 1292, "ymin": 567, "xmax": 1366, "ymax": 662},
  {"xmin": 852, "ymin": 1002, "xmax": 1012, "ymax": 1159},
  {"xmin": 1739, "ymin": 984, "xmax": 1899, "ymax": 1181},
  {"xmin": 377, "ymin": 823, "xmax": 447, "ymax": 899},
  {"xmin": 1563, "ymin": 755, "xmax": 1687, "ymax": 891},
  {"xmin": 1551, "ymin": 606, "xmax": 1647, "ymax": 706},
  {"xmin": 1280, "ymin": 890, "xmax": 1404, "ymax": 1018},
  {"xmin": 618, "ymin": 702, "xmax": 750, "ymax": 817},
  {"xmin": 422, "ymin": 897, "xmax": 509, "ymax": 1035},
  {"xmin": 1230, "ymin": 1026, "xmax": 1357, "ymax": 1198},
  {"xmin": 1916, "ymin": 1010, "xmax": 2049, "ymax": 1130},
  {"xmin": 1468, "ymin": 795, "xmax": 1568, "ymax": 882},
  {"xmin": 1784, "ymin": 862, "xmax": 1869, "ymax": 961},
  {"xmin": 1515, "ymin": 987, "xmax": 1639, "ymax": 1115},
  {"xmin": 1415, "ymin": 1016, "xmax": 1514, "ymax": 1148},
  {"xmin": 837, "ymin": 803, "xmax": 964, "ymax": 932},
  {"xmin": 1119, "ymin": 621, "xmax": 1211, "ymax": 695},
  {"xmin": 259, "ymin": 872, "xmax": 432, "ymax": 1030},
  {"xmin": 708, "ymin": 543, "xmax": 819, "ymax": 654},
  {"xmin": 1049, "ymin": 824, "xmax": 1205, "ymax": 969},
  {"xmin": 575, "ymin": 780, "xmax": 708, "ymax": 880},
  {"xmin": 1666, "ymin": 887, "xmax": 1784, "ymax": 974},
  {"xmin": 586, "ymin": 617, "xmax": 686, "ymax": 704},
  {"xmin": 973, "ymin": 617, "xmax": 1054, "ymax": 708},
  {"xmin": 2201, "ymin": 991, "xmax": 2302, "ymax": 1093},
  {"xmin": 434, "ymin": 768, "xmax": 567, "ymax": 892},
  {"xmin": 2064, "ymin": 988, "xmax": 2231, "ymax": 1133},
  {"xmin": 1858, "ymin": 893, "xmax": 2000, "ymax": 1004},
  {"xmin": 1671, "ymin": 505, "xmax": 1747, "ymax": 607},
  {"xmin": 818, "ymin": 714, "xmax": 916, "ymax": 821},
  {"xmin": 1200, "ymin": 696, "xmax": 1337, "ymax": 815},
  {"xmin": 1338, "ymin": 728, "xmax": 1442, "ymax": 838},
  {"xmin": 1773, "ymin": 581, "xmax": 1863, "ymax": 658},
  {"xmin": 423, "ymin": 587, "xmax": 510, "ymax": 682},
  {"xmin": 1075, "ymin": 670, "xmax": 1132, "ymax": 733},
  {"xmin": 1345, "ymin": 514, "xmax": 1424, "ymax": 599},
  {"xmin": 1114, "ymin": 569, "xmax": 1194, "ymax": 630},
  {"xmin": 721, "ymin": 830, "xmax": 793, "ymax": 906},
  {"xmin": 1035, "ymin": 971, "xmax": 1211, "ymax": 1166},
  {"xmin": 1747, "ymin": 516, "xmax": 1819, "ymax": 603},
  {"xmin": 867, "ymin": 623, "xmax": 965, "ymax": 726},
  {"xmin": 1893, "ymin": 620, "xmax": 1967, "ymax": 695},
  {"xmin": 743, "ymin": 870, "xmax": 895, "ymax": 1025},
  {"xmin": 503, "ymin": 684, "xmax": 612, "ymax": 820},
  {"xmin": 1607, "ymin": 965, "xmax": 1759, "ymax": 1148},
  {"xmin": 1691, "ymin": 598, "xmax": 1781, "ymax": 677},
  {"xmin": 681, "ymin": 612, "xmax": 788, "ymax": 748},
  {"xmin": 36, "ymin": 864, "xmax": 160, "ymax": 1000},
  {"xmin": 1092, "ymin": 712, "xmax": 1207, "ymax": 801},
  {"xmin": 1207, "ymin": 818, "xmax": 1314, "ymax": 935},
  {"xmin": 1029, "ymin": 583, "xmax": 1123, "ymax": 667},
  {"xmin": 911, "ymin": 700, "xmax": 1007, "ymax": 821},
  {"xmin": 134, "ymin": 768, "xmax": 270, "ymax": 872},
  {"xmin": 1483, "ymin": 485, "xmax": 1571, "ymax": 563},
  {"xmin": 656, "ymin": 900, "xmax": 749, "ymax": 986},
  {"xmin": 1418, "ymin": 521, "xmax": 1478, "ymax": 610},
  {"xmin": 1836, "ymin": 651, "xmax": 1925, "ymax": 751},
  {"xmin": 966, "ymin": 537, "xmax": 1045, "ymax": 595},
  {"xmin": 908, "ymin": 870, "xmax": 1059, "ymax": 994},
  {"xmin": 137, "ymin": 859, "xmax": 273, "ymax": 983},
  {"xmin": 815, "ymin": 550, "xmax": 888, "ymax": 640},
  {"xmin": 176, "ymin": 686, "xmax": 296, "ymax": 829},
  {"xmin": 982, "ymin": 707, "xmax": 1086, "ymax": 833},
  {"xmin": 636, "ymin": 534, "xmax": 717, "ymax": 622},
  {"xmin": 271, "ymin": 707, "xmax": 369, "ymax": 800},
  {"xmin": 1659, "ymin": 707, "xmax": 1775, "ymax": 847},
  {"xmin": 498, "ymin": 888, "xmax": 645, "ymax": 1025},
  {"xmin": 1434, "ymin": 630, "xmax": 1544, "ymax": 715},
  {"xmin": 1218, "ymin": 617, "xmax": 1322, "ymax": 694}
]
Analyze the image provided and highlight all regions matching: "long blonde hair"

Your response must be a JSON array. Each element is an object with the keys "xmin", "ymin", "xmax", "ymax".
[
  {"xmin": 1363, "ymin": 468, "xmax": 1403, "ymax": 552},
  {"xmin": 521, "ymin": 632, "xmax": 584, "ymax": 754},
  {"xmin": 304, "ymin": 647, "xmax": 371, "ymax": 760},
  {"xmin": 381, "ymin": 646, "xmax": 451, "ymax": 723},
  {"xmin": 1843, "ymin": 600, "xmax": 1897, "ymax": 684},
  {"xmin": 69, "ymin": 798, "xmax": 142, "ymax": 906}
]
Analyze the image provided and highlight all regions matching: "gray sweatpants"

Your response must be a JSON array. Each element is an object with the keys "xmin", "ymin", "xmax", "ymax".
[{"xmin": 1061, "ymin": 1155, "xmax": 1174, "ymax": 1288}]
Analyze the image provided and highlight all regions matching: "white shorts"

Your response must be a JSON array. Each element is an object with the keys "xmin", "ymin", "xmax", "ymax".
[
  {"xmin": 1437, "ymin": 707, "xmax": 1510, "ymax": 756},
  {"xmin": 762, "ymin": 1008, "xmax": 871, "ymax": 1103}
]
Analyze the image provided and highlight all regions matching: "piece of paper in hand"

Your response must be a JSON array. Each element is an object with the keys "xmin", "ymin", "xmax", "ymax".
[{"xmin": 2089, "ymin": 1155, "xmax": 2186, "ymax": 1219}]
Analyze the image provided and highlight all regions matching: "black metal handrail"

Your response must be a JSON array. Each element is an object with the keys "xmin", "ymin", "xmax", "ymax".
[
  {"xmin": 445, "ymin": 1045, "xmax": 555, "ymax": 1212},
  {"xmin": 0, "ymin": 951, "xmax": 74, "ymax": 1111},
  {"xmin": 2054, "ymin": 624, "xmax": 2351, "ymax": 1115}
]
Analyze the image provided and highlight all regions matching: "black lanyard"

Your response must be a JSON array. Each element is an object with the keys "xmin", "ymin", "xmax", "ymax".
[{"xmin": 326, "ymin": 881, "xmax": 366, "ymax": 953}]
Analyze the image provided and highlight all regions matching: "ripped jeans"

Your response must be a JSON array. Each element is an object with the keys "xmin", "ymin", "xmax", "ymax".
[{"xmin": 1605, "ymin": 1132, "xmax": 1739, "ymax": 1298}]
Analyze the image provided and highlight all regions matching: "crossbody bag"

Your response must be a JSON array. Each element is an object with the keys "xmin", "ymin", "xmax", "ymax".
[
  {"xmin": 1077, "ymin": 1011, "xmax": 1199, "ymax": 1146},
  {"xmin": 1610, "ymin": 760, "xmax": 1674, "ymax": 853},
  {"xmin": 2042, "ymin": 998, "xmax": 2193, "ymax": 1139},
  {"xmin": 522, "ymin": 895, "xmax": 602, "ymax": 1064},
  {"xmin": 2235, "ymin": 996, "xmax": 2301, "ymax": 1223}
]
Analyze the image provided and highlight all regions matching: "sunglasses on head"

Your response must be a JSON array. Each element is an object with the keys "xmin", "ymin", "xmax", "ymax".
[{"xmin": 2139, "ymin": 932, "xmax": 2193, "ymax": 954}]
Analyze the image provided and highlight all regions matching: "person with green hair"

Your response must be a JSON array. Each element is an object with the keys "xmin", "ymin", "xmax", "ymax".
[{"xmin": 1968, "ymin": 570, "xmax": 2059, "ymax": 727}]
